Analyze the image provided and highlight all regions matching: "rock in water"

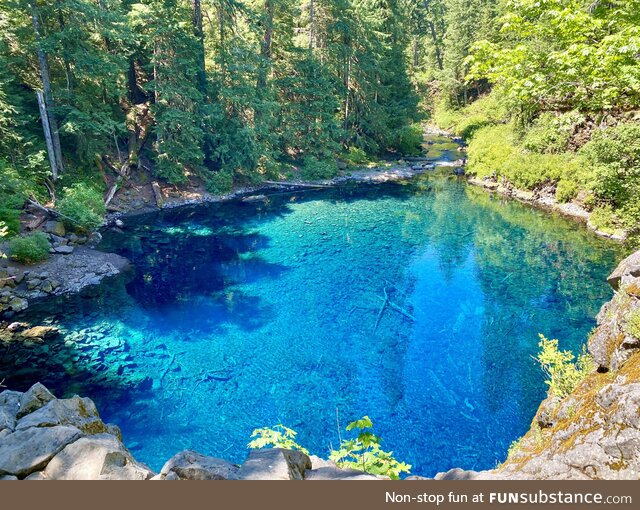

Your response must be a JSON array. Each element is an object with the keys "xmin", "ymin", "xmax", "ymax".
[
  {"xmin": 236, "ymin": 448, "xmax": 312, "ymax": 480},
  {"xmin": 43, "ymin": 434, "xmax": 154, "ymax": 480},
  {"xmin": 19, "ymin": 326, "xmax": 60, "ymax": 341},
  {"xmin": 158, "ymin": 450, "xmax": 239, "ymax": 480}
]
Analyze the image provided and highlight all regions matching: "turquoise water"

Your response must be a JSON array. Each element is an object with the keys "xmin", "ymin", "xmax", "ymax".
[{"xmin": 1, "ymin": 176, "xmax": 621, "ymax": 476}]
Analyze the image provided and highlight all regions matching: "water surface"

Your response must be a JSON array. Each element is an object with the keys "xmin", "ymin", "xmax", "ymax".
[{"xmin": 1, "ymin": 173, "xmax": 621, "ymax": 476}]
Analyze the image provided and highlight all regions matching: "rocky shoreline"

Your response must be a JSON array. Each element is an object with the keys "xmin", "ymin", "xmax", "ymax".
[
  {"xmin": 467, "ymin": 176, "xmax": 626, "ymax": 242},
  {"xmin": 0, "ymin": 382, "xmax": 382, "ymax": 480}
]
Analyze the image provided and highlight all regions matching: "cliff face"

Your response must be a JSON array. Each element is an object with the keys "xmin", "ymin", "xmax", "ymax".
[{"xmin": 490, "ymin": 250, "xmax": 640, "ymax": 480}]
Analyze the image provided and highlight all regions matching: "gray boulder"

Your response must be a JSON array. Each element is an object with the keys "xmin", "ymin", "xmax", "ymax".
[
  {"xmin": 159, "ymin": 450, "xmax": 239, "ymax": 480},
  {"xmin": 0, "ymin": 425, "xmax": 82, "ymax": 478},
  {"xmin": 17, "ymin": 383, "xmax": 55, "ymax": 418},
  {"xmin": 237, "ymin": 448, "xmax": 312, "ymax": 480},
  {"xmin": 43, "ymin": 221, "xmax": 65, "ymax": 237},
  {"xmin": 53, "ymin": 245, "xmax": 74, "ymax": 255},
  {"xmin": 608, "ymin": 251, "xmax": 640, "ymax": 290},
  {"xmin": 16, "ymin": 396, "xmax": 108, "ymax": 435},
  {"xmin": 0, "ymin": 390, "xmax": 21, "ymax": 433},
  {"xmin": 44, "ymin": 434, "xmax": 154, "ymax": 480},
  {"xmin": 305, "ymin": 467, "xmax": 382, "ymax": 480}
]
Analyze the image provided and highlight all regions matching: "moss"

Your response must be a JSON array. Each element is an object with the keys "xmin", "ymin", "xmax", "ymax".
[{"xmin": 624, "ymin": 282, "xmax": 640, "ymax": 298}]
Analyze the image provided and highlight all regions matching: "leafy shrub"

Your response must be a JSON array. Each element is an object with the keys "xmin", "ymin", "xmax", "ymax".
[
  {"xmin": 343, "ymin": 146, "xmax": 369, "ymax": 166},
  {"xmin": 521, "ymin": 112, "xmax": 583, "ymax": 154},
  {"xmin": 467, "ymin": 124, "xmax": 582, "ymax": 190},
  {"xmin": 329, "ymin": 416, "xmax": 411, "ymax": 479},
  {"xmin": 535, "ymin": 334, "xmax": 593, "ymax": 399},
  {"xmin": 622, "ymin": 309, "xmax": 640, "ymax": 340},
  {"xmin": 578, "ymin": 123, "xmax": 640, "ymax": 241},
  {"xmin": 0, "ymin": 161, "xmax": 27, "ymax": 235},
  {"xmin": 300, "ymin": 156, "xmax": 338, "ymax": 181},
  {"xmin": 248, "ymin": 424, "xmax": 309, "ymax": 455},
  {"xmin": 394, "ymin": 123, "xmax": 423, "ymax": 156},
  {"xmin": 555, "ymin": 179, "xmax": 579, "ymax": 203},
  {"xmin": 204, "ymin": 170, "xmax": 234, "ymax": 195},
  {"xmin": 9, "ymin": 232, "xmax": 50, "ymax": 264},
  {"xmin": 588, "ymin": 205, "xmax": 620, "ymax": 235},
  {"xmin": 434, "ymin": 94, "xmax": 508, "ymax": 139},
  {"xmin": 57, "ymin": 183, "xmax": 106, "ymax": 233}
]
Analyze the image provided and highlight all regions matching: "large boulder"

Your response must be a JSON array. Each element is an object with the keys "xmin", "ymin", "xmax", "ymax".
[
  {"xmin": 44, "ymin": 433, "xmax": 154, "ymax": 480},
  {"xmin": 43, "ymin": 221, "xmax": 65, "ymax": 237},
  {"xmin": 305, "ymin": 467, "xmax": 382, "ymax": 480},
  {"xmin": 237, "ymin": 448, "xmax": 312, "ymax": 480},
  {"xmin": 16, "ymin": 383, "xmax": 55, "ymax": 419},
  {"xmin": 158, "ymin": 450, "xmax": 239, "ymax": 480},
  {"xmin": 16, "ymin": 396, "xmax": 109, "ymax": 435},
  {"xmin": 0, "ymin": 390, "xmax": 21, "ymax": 433},
  {"xmin": 608, "ymin": 251, "xmax": 640, "ymax": 290},
  {"xmin": 0, "ymin": 425, "xmax": 82, "ymax": 478}
]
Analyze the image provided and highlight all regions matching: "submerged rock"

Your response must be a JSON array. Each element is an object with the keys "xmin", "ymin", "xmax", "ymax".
[{"xmin": 20, "ymin": 326, "xmax": 60, "ymax": 341}]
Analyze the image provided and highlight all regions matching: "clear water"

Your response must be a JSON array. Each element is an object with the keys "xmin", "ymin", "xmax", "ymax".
[{"xmin": 1, "ymin": 173, "xmax": 621, "ymax": 477}]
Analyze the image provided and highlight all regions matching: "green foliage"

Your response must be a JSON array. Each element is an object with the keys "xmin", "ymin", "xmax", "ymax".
[
  {"xmin": 433, "ymin": 94, "xmax": 508, "ymax": 138},
  {"xmin": 343, "ymin": 147, "xmax": 369, "ymax": 166},
  {"xmin": 555, "ymin": 180, "xmax": 578, "ymax": 204},
  {"xmin": 9, "ymin": 232, "xmax": 50, "ymax": 264},
  {"xmin": 588, "ymin": 205, "xmax": 620, "ymax": 236},
  {"xmin": 248, "ymin": 424, "xmax": 309, "ymax": 455},
  {"xmin": 521, "ymin": 112, "xmax": 584, "ymax": 154},
  {"xmin": 535, "ymin": 334, "xmax": 593, "ymax": 399},
  {"xmin": 57, "ymin": 183, "xmax": 106, "ymax": 232},
  {"xmin": 623, "ymin": 309, "xmax": 640, "ymax": 340},
  {"xmin": 579, "ymin": 123, "xmax": 640, "ymax": 237},
  {"xmin": 468, "ymin": 0, "xmax": 640, "ymax": 117},
  {"xmin": 467, "ymin": 124, "xmax": 581, "ymax": 190},
  {"xmin": 203, "ymin": 170, "xmax": 234, "ymax": 195},
  {"xmin": 300, "ymin": 157, "xmax": 338, "ymax": 181},
  {"xmin": 393, "ymin": 124, "xmax": 423, "ymax": 156},
  {"xmin": 329, "ymin": 416, "xmax": 411, "ymax": 479}
]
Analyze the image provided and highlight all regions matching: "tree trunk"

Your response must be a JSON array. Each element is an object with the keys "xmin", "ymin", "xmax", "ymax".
[
  {"xmin": 192, "ymin": 0, "xmax": 207, "ymax": 94},
  {"xmin": 423, "ymin": 0, "xmax": 443, "ymax": 71},
  {"xmin": 308, "ymin": 0, "xmax": 315, "ymax": 50},
  {"xmin": 257, "ymin": 0, "xmax": 274, "ymax": 90},
  {"xmin": 30, "ymin": 3, "xmax": 64, "ymax": 175},
  {"xmin": 36, "ymin": 91, "xmax": 58, "ymax": 181}
]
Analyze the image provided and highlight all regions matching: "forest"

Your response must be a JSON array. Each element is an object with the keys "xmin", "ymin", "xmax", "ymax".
[{"xmin": 0, "ymin": 0, "xmax": 639, "ymax": 246}]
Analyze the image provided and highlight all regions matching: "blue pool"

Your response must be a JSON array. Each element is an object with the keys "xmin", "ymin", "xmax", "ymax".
[{"xmin": 1, "ymin": 175, "xmax": 621, "ymax": 476}]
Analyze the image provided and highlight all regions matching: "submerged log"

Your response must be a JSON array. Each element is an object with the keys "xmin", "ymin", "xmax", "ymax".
[{"xmin": 262, "ymin": 180, "xmax": 334, "ymax": 189}]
